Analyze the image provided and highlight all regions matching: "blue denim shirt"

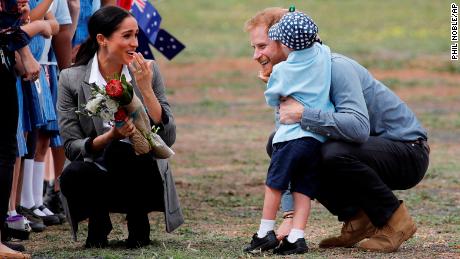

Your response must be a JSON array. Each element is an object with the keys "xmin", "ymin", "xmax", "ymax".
[
  {"xmin": 281, "ymin": 53, "xmax": 428, "ymax": 212},
  {"xmin": 301, "ymin": 53, "xmax": 427, "ymax": 143}
]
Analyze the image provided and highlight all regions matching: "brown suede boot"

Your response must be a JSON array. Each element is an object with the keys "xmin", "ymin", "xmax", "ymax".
[
  {"xmin": 358, "ymin": 201, "xmax": 417, "ymax": 253},
  {"xmin": 319, "ymin": 210, "xmax": 376, "ymax": 248}
]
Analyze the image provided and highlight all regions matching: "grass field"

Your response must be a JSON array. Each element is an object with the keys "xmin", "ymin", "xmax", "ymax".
[{"xmin": 25, "ymin": 0, "xmax": 460, "ymax": 258}]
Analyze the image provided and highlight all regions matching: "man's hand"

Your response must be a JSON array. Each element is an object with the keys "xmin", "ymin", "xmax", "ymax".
[
  {"xmin": 276, "ymin": 214, "xmax": 293, "ymax": 241},
  {"xmin": 279, "ymin": 97, "xmax": 304, "ymax": 124}
]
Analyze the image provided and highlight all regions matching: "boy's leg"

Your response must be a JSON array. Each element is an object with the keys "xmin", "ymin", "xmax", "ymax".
[
  {"xmin": 273, "ymin": 192, "xmax": 310, "ymax": 255},
  {"xmin": 256, "ymin": 185, "xmax": 281, "ymax": 238},
  {"xmin": 291, "ymin": 192, "xmax": 311, "ymax": 235},
  {"xmin": 243, "ymin": 184, "xmax": 280, "ymax": 253},
  {"xmin": 261, "ymin": 186, "xmax": 281, "ymax": 221}
]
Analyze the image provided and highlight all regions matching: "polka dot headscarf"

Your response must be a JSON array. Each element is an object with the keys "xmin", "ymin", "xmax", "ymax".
[{"xmin": 268, "ymin": 11, "xmax": 318, "ymax": 50}]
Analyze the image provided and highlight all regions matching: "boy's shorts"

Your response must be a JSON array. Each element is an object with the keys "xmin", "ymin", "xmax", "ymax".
[{"xmin": 266, "ymin": 137, "xmax": 322, "ymax": 199}]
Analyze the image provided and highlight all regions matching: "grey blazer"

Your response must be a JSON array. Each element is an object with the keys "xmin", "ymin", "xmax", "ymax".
[{"xmin": 57, "ymin": 57, "xmax": 184, "ymax": 236}]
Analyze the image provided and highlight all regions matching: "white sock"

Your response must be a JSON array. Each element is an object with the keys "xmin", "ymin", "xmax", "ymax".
[
  {"xmin": 33, "ymin": 208, "xmax": 46, "ymax": 217},
  {"xmin": 257, "ymin": 219, "xmax": 276, "ymax": 238},
  {"xmin": 8, "ymin": 210, "xmax": 17, "ymax": 216},
  {"xmin": 32, "ymin": 161, "xmax": 45, "ymax": 207},
  {"xmin": 41, "ymin": 206, "xmax": 54, "ymax": 216},
  {"xmin": 20, "ymin": 159, "xmax": 35, "ymax": 209},
  {"xmin": 287, "ymin": 228, "xmax": 304, "ymax": 243}
]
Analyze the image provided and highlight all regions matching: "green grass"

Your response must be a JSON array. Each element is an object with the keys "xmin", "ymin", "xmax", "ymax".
[
  {"xmin": 153, "ymin": 0, "xmax": 453, "ymax": 68},
  {"xmin": 24, "ymin": 1, "xmax": 460, "ymax": 258}
]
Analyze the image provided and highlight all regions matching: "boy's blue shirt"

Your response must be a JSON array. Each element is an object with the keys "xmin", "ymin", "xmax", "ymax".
[{"xmin": 265, "ymin": 43, "xmax": 335, "ymax": 144}]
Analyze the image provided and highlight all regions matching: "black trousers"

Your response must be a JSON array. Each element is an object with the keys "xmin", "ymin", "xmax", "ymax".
[
  {"xmin": 268, "ymin": 134, "xmax": 429, "ymax": 227},
  {"xmin": 0, "ymin": 49, "xmax": 18, "ymax": 235},
  {"xmin": 60, "ymin": 141, "xmax": 164, "ymax": 241}
]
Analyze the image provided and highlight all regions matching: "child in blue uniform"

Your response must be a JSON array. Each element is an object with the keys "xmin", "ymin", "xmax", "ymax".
[{"xmin": 244, "ymin": 10, "xmax": 335, "ymax": 255}]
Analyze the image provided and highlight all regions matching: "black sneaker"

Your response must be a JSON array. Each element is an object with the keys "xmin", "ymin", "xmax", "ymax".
[
  {"xmin": 273, "ymin": 237, "xmax": 308, "ymax": 255},
  {"xmin": 243, "ymin": 230, "xmax": 279, "ymax": 253}
]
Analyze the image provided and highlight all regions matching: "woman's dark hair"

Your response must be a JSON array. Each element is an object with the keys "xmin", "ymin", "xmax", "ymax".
[{"xmin": 73, "ymin": 6, "xmax": 133, "ymax": 67}]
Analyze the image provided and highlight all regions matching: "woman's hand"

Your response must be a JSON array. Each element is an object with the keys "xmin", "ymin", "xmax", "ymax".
[
  {"xmin": 111, "ymin": 118, "xmax": 136, "ymax": 139},
  {"xmin": 129, "ymin": 52, "xmax": 154, "ymax": 92}
]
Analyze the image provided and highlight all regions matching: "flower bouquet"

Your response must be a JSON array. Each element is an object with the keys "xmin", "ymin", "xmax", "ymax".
[{"xmin": 76, "ymin": 74, "xmax": 175, "ymax": 158}]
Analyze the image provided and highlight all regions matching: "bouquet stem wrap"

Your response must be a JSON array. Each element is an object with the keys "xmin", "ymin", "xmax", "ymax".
[{"xmin": 124, "ymin": 94, "xmax": 175, "ymax": 158}]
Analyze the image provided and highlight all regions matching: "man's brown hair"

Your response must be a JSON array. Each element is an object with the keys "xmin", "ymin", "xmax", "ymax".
[{"xmin": 244, "ymin": 7, "xmax": 288, "ymax": 33}]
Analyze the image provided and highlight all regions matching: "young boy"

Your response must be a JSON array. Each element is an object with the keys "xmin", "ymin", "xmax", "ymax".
[{"xmin": 244, "ymin": 9, "xmax": 335, "ymax": 255}]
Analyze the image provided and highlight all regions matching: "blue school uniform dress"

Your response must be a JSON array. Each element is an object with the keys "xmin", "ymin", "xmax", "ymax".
[
  {"xmin": 21, "ymin": 0, "xmax": 56, "ymax": 131},
  {"xmin": 264, "ymin": 43, "xmax": 335, "ymax": 198},
  {"xmin": 72, "ymin": 0, "xmax": 99, "ymax": 46},
  {"xmin": 16, "ymin": 78, "xmax": 28, "ymax": 156},
  {"xmin": 38, "ymin": 0, "xmax": 72, "ymax": 147}
]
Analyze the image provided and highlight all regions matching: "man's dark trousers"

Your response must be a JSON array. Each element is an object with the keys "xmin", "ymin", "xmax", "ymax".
[{"xmin": 317, "ymin": 136, "xmax": 429, "ymax": 227}]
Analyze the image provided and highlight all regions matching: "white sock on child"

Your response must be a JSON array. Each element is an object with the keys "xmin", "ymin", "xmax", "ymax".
[
  {"xmin": 32, "ymin": 208, "xmax": 46, "ymax": 217},
  {"xmin": 20, "ymin": 159, "xmax": 35, "ymax": 209},
  {"xmin": 40, "ymin": 206, "xmax": 54, "ymax": 216},
  {"xmin": 287, "ymin": 228, "xmax": 304, "ymax": 243},
  {"xmin": 32, "ymin": 161, "xmax": 45, "ymax": 207},
  {"xmin": 257, "ymin": 219, "xmax": 276, "ymax": 238},
  {"xmin": 8, "ymin": 210, "xmax": 18, "ymax": 216}
]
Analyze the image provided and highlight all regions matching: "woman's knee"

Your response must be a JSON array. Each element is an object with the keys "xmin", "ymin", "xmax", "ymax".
[
  {"xmin": 321, "ymin": 141, "xmax": 353, "ymax": 164},
  {"xmin": 60, "ymin": 161, "xmax": 87, "ymax": 192}
]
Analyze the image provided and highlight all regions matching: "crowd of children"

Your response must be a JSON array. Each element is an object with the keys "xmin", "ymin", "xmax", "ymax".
[{"xmin": 1, "ymin": 0, "xmax": 115, "ymax": 257}]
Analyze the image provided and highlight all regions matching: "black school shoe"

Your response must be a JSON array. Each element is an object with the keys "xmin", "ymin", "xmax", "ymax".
[
  {"xmin": 243, "ymin": 230, "xmax": 279, "ymax": 253},
  {"xmin": 17, "ymin": 206, "xmax": 60, "ymax": 226},
  {"xmin": 273, "ymin": 237, "xmax": 308, "ymax": 255}
]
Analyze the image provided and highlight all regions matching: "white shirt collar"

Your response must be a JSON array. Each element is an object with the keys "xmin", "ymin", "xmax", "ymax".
[{"xmin": 88, "ymin": 53, "xmax": 132, "ymax": 87}]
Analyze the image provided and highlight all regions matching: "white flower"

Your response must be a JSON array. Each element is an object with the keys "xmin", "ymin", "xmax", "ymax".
[
  {"xmin": 86, "ymin": 96, "xmax": 104, "ymax": 114},
  {"xmin": 100, "ymin": 108, "xmax": 113, "ymax": 121},
  {"xmin": 105, "ymin": 99, "xmax": 119, "ymax": 113}
]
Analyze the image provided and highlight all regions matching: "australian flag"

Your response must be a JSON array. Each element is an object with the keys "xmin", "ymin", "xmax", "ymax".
[
  {"xmin": 137, "ymin": 30, "xmax": 155, "ymax": 59},
  {"xmin": 131, "ymin": 0, "xmax": 162, "ymax": 44},
  {"xmin": 153, "ymin": 29, "xmax": 186, "ymax": 60},
  {"xmin": 127, "ymin": 0, "xmax": 185, "ymax": 60}
]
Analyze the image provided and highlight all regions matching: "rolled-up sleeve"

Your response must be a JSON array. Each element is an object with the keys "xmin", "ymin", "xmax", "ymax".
[{"xmin": 300, "ymin": 57, "xmax": 370, "ymax": 143}]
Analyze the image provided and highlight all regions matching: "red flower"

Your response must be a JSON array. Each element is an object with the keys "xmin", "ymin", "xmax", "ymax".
[
  {"xmin": 105, "ymin": 79, "xmax": 123, "ymax": 98},
  {"xmin": 114, "ymin": 107, "xmax": 127, "ymax": 122}
]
